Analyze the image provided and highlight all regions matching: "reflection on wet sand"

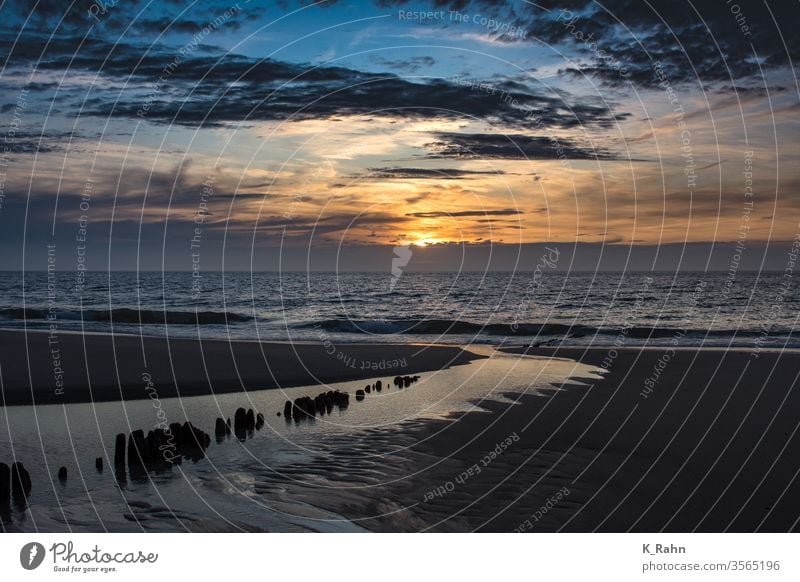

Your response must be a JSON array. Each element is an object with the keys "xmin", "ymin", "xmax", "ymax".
[{"xmin": 0, "ymin": 350, "xmax": 600, "ymax": 532}]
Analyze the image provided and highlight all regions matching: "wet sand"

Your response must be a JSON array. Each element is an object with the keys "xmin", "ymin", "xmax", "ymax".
[
  {"xmin": 0, "ymin": 330, "xmax": 482, "ymax": 405},
  {"xmin": 312, "ymin": 347, "xmax": 800, "ymax": 532},
  {"xmin": 4, "ymin": 337, "xmax": 799, "ymax": 532}
]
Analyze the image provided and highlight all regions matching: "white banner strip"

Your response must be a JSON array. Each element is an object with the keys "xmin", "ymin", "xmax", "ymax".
[{"xmin": 0, "ymin": 533, "xmax": 795, "ymax": 581}]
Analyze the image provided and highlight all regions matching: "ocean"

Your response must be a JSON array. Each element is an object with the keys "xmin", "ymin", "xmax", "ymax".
[{"xmin": 0, "ymin": 270, "xmax": 796, "ymax": 349}]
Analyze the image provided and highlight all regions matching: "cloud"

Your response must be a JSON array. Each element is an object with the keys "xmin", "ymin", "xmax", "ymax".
[
  {"xmin": 696, "ymin": 160, "xmax": 727, "ymax": 171},
  {"xmin": 382, "ymin": 0, "xmax": 798, "ymax": 87},
  {"xmin": 3, "ymin": 0, "xmax": 260, "ymax": 36},
  {"xmin": 371, "ymin": 55, "xmax": 436, "ymax": 72},
  {"xmin": 0, "ymin": 131, "xmax": 69, "ymax": 154},
  {"xmin": 407, "ymin": 209, "xmax": 524, "ymax": 217},
  {"xmin": 362, "ymin": 167, "xmax": 510, "ymax": 179},
  {"xmin": 0, "ymin": 31, "xmax": 625, "ymax": 131},
  {"xmin": 422, "ymin": 132, "xmax": 622, "ymax": 160},
  {"xmin": 131, "ymin": 11, "xmax": 260, "ymax": 35}
]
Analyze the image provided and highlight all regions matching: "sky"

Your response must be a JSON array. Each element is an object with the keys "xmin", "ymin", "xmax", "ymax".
[{"xmin": 0, "ymin": 0, "xmax": 798, "ymax": 271}]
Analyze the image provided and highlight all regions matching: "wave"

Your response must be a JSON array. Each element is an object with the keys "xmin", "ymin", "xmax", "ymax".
[
  {"xmin": 298, "ymin": 318, "xmax": 792, "ymax": 339},
  {"xmin": 298, "ymin": 318, "xmax": 585, "ymax": 336},
  {"xmin": 0, "ymin": 307, "xmax": 791, "ymax": 340},
  {"xmin": 0, "ymin": 307, "xmax": 253, "ymax": 325}
]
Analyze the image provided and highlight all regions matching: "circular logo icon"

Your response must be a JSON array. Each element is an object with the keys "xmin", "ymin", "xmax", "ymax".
[{"xmin": 20, "ymin": 542, "xmax": 46, "ymax": 570}]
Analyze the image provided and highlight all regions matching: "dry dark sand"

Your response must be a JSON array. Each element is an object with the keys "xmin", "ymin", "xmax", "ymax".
[
  {"xmin": 312, "ymin": 347, "xmax": 800, "ymax": 532},
  {"xmin": 0, "ymin": 330, "xmax": 481, "ymax": 405}
]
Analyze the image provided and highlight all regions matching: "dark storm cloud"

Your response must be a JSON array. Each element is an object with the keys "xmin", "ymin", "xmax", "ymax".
[
  {"xmin": 3, "ymin": 0, "xmax": 107, "ymax": 30},
  {"xmin": 371, "ymin": 55, "xmax": 436, "ymax": 72},
  {"xmin": 383, "ymin": 0, "xmax": 798, "ymax": 87},
  {"xmin": 5, "ymin": 0, "xmax": 794, "ymax": 105},
  {"xmin": 423, "ymin": 132, "xmax": 621, "ymax": 160},
  {"xmin": 132, "ymin": 12, "xmax": 261, "ymax": 35},
  {"xmin": 2, "ymin": 0, "xmax": 260, "ymax": 35},
  {"xmin": 0, "ymin": 28, "xmax": 624, "ymax": 129},
  {"xmin": 104, "ymin": 69, "xmax": 622, "ymax": 129}
]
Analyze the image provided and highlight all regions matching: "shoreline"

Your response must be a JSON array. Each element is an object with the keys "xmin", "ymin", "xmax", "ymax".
[
  {"xmin": 0, "ymin": 330, "xmax": 484, "ymax": 406},
  {"xmin": 6, "ymin": 324, "xmax": 796, "ymax": 351}
]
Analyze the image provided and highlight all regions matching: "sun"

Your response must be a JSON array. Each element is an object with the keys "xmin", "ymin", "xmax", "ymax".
[{"xmin": 411, "ymin": 237, "xmax": 441, "ymax": 247}]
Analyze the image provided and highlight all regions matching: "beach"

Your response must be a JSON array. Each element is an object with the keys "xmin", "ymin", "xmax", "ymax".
[
  {"xmin": 300, "ymin": 346, "xmax": 800, "ymax": 532},
  {"xmin": 1, "ymin": 334, "xmax": 798, "ymax": 532},
  {"xmin": 0, "ymin": 330, "xmax": 482, "ymax": 405}
]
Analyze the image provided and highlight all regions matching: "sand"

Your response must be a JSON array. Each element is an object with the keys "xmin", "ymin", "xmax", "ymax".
[
  {"xmin": 0, "ymin": 330, "xmax": 482, "ymax": 405},
  {"xmin": 4, "ymin": 333, "xmax": 799, "ymax": 531},
  {"xmin": 307, "ymin": 346, "xmax": 800, "ymax": 532}
]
